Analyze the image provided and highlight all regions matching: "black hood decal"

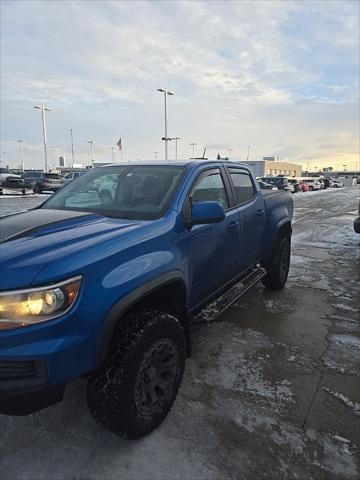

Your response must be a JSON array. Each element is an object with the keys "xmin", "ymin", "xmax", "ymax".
[{"xmin": 0, "ymin": 209, "xmax": 93, "ymax": 243}]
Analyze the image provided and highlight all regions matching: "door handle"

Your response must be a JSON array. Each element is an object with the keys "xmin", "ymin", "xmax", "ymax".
[
  {"xmin": 256, "ymin": 209, "xmax": 264, "ymax": 216},
  {"xmin": 227, "ymin": 221, "xmax": 239, "ymax": 230}
]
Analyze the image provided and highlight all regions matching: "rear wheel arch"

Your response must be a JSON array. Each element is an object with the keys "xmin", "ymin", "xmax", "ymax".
[
  {"xmin": 262, "ymin": 220, "xmax": 292, "ymax": 269},
  {"xmin": 95, "ymin": 274, "xmax": 190, "ymax": 368},
  {"xmin": 276, "ymin": 220, "xmax": 292, "ymax": 243}
]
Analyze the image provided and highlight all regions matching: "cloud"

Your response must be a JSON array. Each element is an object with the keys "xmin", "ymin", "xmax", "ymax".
[{"xmin": 0, "ymin": 0, "xmax": 359, "ymax": 169}]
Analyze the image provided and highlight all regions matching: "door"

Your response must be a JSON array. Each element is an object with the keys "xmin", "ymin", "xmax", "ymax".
[
  {"xmin": 227, "ymin": 167, "xmax": 265, "ymax": 269},
  {"xmin": 186, "ymin": 168, "xmax": 242, "ymax": 307}
]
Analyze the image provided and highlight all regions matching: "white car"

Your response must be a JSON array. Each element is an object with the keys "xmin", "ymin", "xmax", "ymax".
[
  {"xmin": 0, "ymin": 167, "xmax": 21, "ymax": 183},
  {"xmin": 331, "ymin": 180, "xmax": 343, "ymax": 188},
  {"xmin": 302, "ymin": 179, "xmax": 321, "ymax": 191}
]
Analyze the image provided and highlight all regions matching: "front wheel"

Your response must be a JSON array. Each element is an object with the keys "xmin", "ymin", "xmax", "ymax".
[
  {"xmin": 262, "ymin": 237, "xmax": 291, "ymax": 290},
  {"xmin": 87, "ymin": 309, "xmax": 186, "ymax": 439}
]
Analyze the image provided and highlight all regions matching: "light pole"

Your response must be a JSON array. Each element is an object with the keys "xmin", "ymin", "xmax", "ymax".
[
  {"xmin": 111, "ymin": 147, "xmax": 115, "ymax": 163},
  {"xmin": 190, "ymin": 142, "xmax": 197, "ymax": 159},
  {"xmin": 343, "ymin": 164, "xmax": 347, "ymax": 172},
  {"xmin": 170, "ymin": 137, "xmax": 180, "ymax": 160},
  {"xmin": 157, "ymin": 88, "xmax": 174, "ymax": 161},
  {"xmin": 227, "ymin": 148, "xmax": 233, "ymax": 159},
  {"xmin": 51, "ymin": 149, "xmax": 58, "ymax": 168},
  {"xmin": 34, "ymin": 105, "xmax": 51, "ymax": 172},
  {"xmin": 70, "ymin": 129, "xmax": 75, "ymax": 165},
  {"xmin": 1, "ymin": 151, "xmax": 6, "ymax": 168},
  {"xmin": 88, "ymin": 141, "xmax": 94, "ymax": 166},
  {"xmin": 154, "ymin": 151, "xmax": 158, "ymax": 160},
  {"xmin": 18, "ymin": 140, "xmax": 24, "ymax": 171}
]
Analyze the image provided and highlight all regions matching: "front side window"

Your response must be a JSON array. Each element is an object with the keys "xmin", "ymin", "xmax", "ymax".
[
  {"xmin": 191, "ymin": 170, "xmax": 229, "ymax": 209},
  {"xmin": 229, "ymin": 168, "xmax": 256, "ymax": 205},
  {"xmin": 42, "ymin": 165, "xmax": 185, "ymax": 220}
]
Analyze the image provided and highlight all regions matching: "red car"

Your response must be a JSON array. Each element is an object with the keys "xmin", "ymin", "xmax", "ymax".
[{"xmin": 299, "ymin": 180, "xmax": 309, "ymax": 192}]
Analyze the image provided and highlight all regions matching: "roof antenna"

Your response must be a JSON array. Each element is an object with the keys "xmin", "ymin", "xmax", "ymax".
[
  {"xmin": 246, "ymin": 145, "xmax": 250, "ymax": 161},
  {"xmin": 202, "ymin": 147, "xmax": 206, "ymax": 159}
]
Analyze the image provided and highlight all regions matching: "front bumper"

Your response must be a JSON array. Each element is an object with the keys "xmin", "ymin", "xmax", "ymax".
[
  {"xmin": 0, "ymin": 359, "xmax": 65, "ymax": 415},
  {"xmin": 42, "ymin": 184, "xmax": 63, "ymax": 191}
]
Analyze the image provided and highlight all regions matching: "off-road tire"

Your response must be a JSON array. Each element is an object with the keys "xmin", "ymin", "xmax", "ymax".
[
  {"xmin": 87, "ymin": 309, "xmax": 186, "ymax": 439},
  {"xmin": 34, "ymin": 184, "xmax": 42, "ymax": 194},
  {"xmin": 262, "ymin": 237, "xmax": 291, "ymax": 290}
]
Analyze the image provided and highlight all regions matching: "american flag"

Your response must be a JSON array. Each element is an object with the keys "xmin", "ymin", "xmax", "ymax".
[{"xmin": 116, "ymin": 138, "xmax": 122, "ymax": 150}]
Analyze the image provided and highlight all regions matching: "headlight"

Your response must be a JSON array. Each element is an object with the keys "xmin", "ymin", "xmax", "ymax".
[{"xmin": 0, "ymin": 276, "xmax": 82, "ymax": 331}]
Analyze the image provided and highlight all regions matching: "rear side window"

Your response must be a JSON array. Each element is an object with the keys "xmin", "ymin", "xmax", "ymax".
[
  {"xmin": 229, "ymin": 168, "xmax": 256, "ymax": 205},
  {"xmin": 24, "ymin": 171, "xmax": 40, "ymax": 178},
  {"xmin": 45, "ymin": 173, "xmax": 62, "ymax": 179},
  {"xmin": 192, "ymin": 169, "xmax": 229, "ymax": 210}
]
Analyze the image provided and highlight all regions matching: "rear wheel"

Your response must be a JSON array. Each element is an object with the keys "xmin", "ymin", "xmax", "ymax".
[
  {"xmin": 34, "ymin": 183, "xmax": 42, "ymax": 194},
  {"xmin": 87, "ymin": 309, "xmax": 186, "ymax": 439},
  {"xmin": 262, "ymin": 237, "xmax": 291, "ymax": 289}
]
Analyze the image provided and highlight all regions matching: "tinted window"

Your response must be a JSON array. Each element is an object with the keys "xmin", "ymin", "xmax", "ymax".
[
  {"xmin": 0, "ymin": 168, "xmax": 10, "ymax": 173},
  {"xmin": 23, "ymin": 172, "xmax": 37, "ymax": 178},
  {"xmin": 229, "ymin": 169, "xmax": 256, "ymax": 205},
  {"xmin": 192, "ymin": 170, "xmax": 229, "ymax": 209},
  {"xmin": 44, "ymin": 173, "xmax": 62, "ymax": 179},
  {"xmin": 42, "ymin": 165, "xmax": 185, "ymax": 220}
]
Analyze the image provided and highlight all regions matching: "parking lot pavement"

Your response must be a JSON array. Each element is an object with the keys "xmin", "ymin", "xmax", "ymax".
[
  {"xmin": 0, "ymin": 194, "xmax": 50, "ymax": 216},
  {"xmin": 1, "ymin": 188, "xmax": 359, "ymax": 480}
]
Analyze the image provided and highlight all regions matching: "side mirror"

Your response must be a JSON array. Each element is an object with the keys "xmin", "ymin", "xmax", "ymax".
[{"xmin": 191, "ymin": 201, "xmax": 225, "ymax": 227}]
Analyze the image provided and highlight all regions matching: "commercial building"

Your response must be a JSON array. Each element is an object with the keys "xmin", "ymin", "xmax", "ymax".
[{"xmin": 239, "ymin": 158, "xmax": 302, "ymax": 178}]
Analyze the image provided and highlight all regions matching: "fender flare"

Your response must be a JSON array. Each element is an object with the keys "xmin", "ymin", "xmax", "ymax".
[
  {"xmin": 273, "ymin": 219, "xmax": 292, "ymax": 250},
  {"xmin": 263, "ymin": 219, "xmax": 292, "ymax": 268},
  {"xmin": 94, "ymin": 271, "xmax": 187, "ymax": 367}
]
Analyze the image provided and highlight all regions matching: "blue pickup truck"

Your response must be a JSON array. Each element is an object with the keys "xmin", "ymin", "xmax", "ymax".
[{"xmin": 0, "ymin": 161, "xmax": 293, "ymax": 438}]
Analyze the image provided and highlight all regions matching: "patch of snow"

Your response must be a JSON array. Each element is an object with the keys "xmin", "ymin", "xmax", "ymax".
[
  {"xmin": 330, "ymin": 335, "xmax": 360, "ymax": 350},
  {"xmin": 323, "ymin": 387, "xmax": 360, "ymax": 416},
  {"xmin": 332, "ymin": 304, "xmax": 359, "ymax": 314},
  {"xmin": 318, "ymin": 434, "xmax": 359, "ymax": 478}
]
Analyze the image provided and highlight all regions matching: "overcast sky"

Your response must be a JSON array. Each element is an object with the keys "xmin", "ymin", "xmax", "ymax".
[{"xmin": 0, "ymin": 0, "xmax": 359, "ymax": 170}]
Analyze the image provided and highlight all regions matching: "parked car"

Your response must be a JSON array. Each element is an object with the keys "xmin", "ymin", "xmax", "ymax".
[
  {"xmin": 287, "ymin": 179, "xmax": 300, "ymax": 193},
  {"xmin": 258, "ymin": 176, "xmax": 290, "ymax": 190},
  {"xmin": 257, "ymin": 180, "xmax": 278, "ymax": 191},
  {"xmin": 22, "ymin": 171, "xmax": 64, "ymax": 193},
  {"xmin": 301, "ymin": 179, "xmax": 321, "ymax": 191},
  {"xmin": 331, "ymin": 179, "xmax": 343, "ymax": 188},
  {"xmin": 64, "ymin": 171, "xmax": 85, "ymax": 183},
  {"xmin": 0, "ymin": 168, "xmax": 21, "ymax": 183},
  {"xmin": 320, "ymin": 178, "xmax": 331, "ymax": 189},
  {"xmin": 0, "ymin": 161, "xmax": 293, "ymax": 439},
  {"xmin": 0, "ymin": 176, "xmax": 34, "ymax": 195},
  {"xmin": 299, "ymin": 180, "xmax": 309, "ymax": 192}
]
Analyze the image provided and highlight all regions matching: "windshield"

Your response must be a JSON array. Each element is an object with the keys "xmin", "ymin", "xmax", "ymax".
[{"xmin": 42, "ymin": 165, "xmax": 185, "ymax": 220}]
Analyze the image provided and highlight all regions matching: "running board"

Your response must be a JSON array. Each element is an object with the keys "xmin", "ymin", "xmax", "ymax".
[{"xmin": 192, "ymin": 265, "xmax": 267, "ymax": 325}]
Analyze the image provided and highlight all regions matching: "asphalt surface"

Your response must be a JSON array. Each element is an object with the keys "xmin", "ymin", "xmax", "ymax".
[{"xmin": 0, "ymin": 188, "xmax": 359, "ymax": 479}]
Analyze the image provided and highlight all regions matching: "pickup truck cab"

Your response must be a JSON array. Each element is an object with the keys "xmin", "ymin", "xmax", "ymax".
[{"xmin": 0, "ymin": 161, "xmax": 293, "ymax": 438}]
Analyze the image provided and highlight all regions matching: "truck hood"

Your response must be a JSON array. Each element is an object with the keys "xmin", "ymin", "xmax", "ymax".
[{"xmin": 0, "ymin": 208, "xmax": 143, "ymax": 290}]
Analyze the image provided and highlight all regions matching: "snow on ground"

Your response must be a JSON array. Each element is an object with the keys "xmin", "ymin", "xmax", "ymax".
[
  {"xmin": 322, "ymin": 388, "xmax": 360, "ymax": 416},
  {"xmin": 0, "ymin": 187, "xmax": 359, "ymax": 479}
]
